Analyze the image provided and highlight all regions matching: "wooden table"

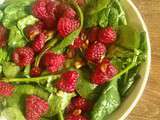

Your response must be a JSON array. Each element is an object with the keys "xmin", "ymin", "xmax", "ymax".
[{"xmin": 128, "ymin": 0, "xmax": 160, "ymax": 119}]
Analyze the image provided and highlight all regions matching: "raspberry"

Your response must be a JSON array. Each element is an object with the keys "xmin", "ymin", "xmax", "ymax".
[
  {"xmin": 63, "ymin": 7, "xmax": 76, "ymax": 18},
  {"xmin": 46, "ymin": 1, "xmax": 58, "ymax": 17},
  {"xmin": 0, "ymin": 24, "xmax": 8, "ymax": 47},
  {"xmin": 85, "ymin": 42, "xmax": 106, "ymax": 63},
  {"xmin": 57, "ymin": 17, "xmax": 80, "ymax": 37},
  {"xmin": 67, "ymin": 96, "xmax": 91, "ymax": 112},
  {"xmin": 70, "ymin": 37, "xmax": 84, "ymax": 49},
  {"xmin": 55, "ymin": 3, "xmax": 68, "ymax": 18},
  {"xmin": 12, "ymin": 47, "xmax": 34, "ymax": 67},
  {"xmin": 0, "ymin": 82, "xmax": 15, "ymax": 96},
  {"xmin": 30, "ymin": 67, "xmax": 41, "ymax": 77},
  {"xmin": 98, "ymin": 27, "xmax": 117, "ymax": 45},
  {"xmin": 91, "ymin": 59, "xmax": 118, "ymax": 85},
  {"xmin": 65, "ymin": 114, "xmax": 88, "ymax": 120},
  {"xmin": 56, "ymin": 71, "xmax": 79, "ymax": 93},
  {"xmin": 32, "ymin": 0, "xmax": 56, "ymax": 29},
  {"xmin": 25, "ymin": 95, "xmax": 49, "ymax": 120},
  {"xmin": 32, "ymin": 33, "xmax": 46, "ymax": 53},
  {"xmin": 43, "ymin": 51, "xmax": 65, "ymax": 73},
  {"xmin": 25, "ymin": 22, "xmax": 44, "ymax": 41},
  {"xmin": 88, "ymin": 27, "xmax": 99, "ymax": 43}
]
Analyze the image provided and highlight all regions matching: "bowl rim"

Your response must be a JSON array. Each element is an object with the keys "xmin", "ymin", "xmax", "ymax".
[{"xmin": 119, "ymin": 0, "xmax": 151, "ymax": 120}]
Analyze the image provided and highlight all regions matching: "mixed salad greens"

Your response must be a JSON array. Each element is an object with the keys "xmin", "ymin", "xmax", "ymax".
[{"xmin": 0, "ymin": 0, "xmax": 147, "ymax": 120}]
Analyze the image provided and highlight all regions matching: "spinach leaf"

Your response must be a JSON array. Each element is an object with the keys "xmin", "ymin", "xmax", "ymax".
[
  {"xmin": 86, "ymin": 0, "xmax": 111, "ymax": 15},
  {"xmin": 117, "ymin": 26, "xmax": 141, "ymax": 50},
  {"xmin": 90, "ymin": 79, "xmax": 120, "ymax": 120},
  {"xmin": 0, "ymin": 48, "xmax": 8, "ymax": 64},
  {"xmin": 0, "ymin": 10, "xmax": 3, "ymax": 21},
  {"xmin": 8, "ymin": 26, "xmax": 27, "ymax": 48},
  {"xmin": 2, "ymin": 62, "xmax": 20, "ymax": 78},
  {"xmin": 0, "ymin": 107, "xmax": 25, "ymax": 120},
  {"xmin": 76, "ymin": 69, "xmax": 98, "ymax": 100},
  {"xmin": 98, "ymin": 8, "xmax": 110, "ymax": 28},
  {"xmin": 47, "ymin": 91, "xmax": 75, "ymax": 116},
  {"xmin": 52, "ymin": 2, "xmax": 84, "ymax": 54},
  {"xmin": 2, "ymin": 1, "xmax": 31, "ymax": 28},
  {"xmin": 108, "ymin": 7, "xmax": 119, "ymax": 27}
]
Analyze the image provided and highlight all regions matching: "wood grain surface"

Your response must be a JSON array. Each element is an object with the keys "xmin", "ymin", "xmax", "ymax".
[{"xmin": 128, "ymin": 0, "xmax": 160, "ymax": 120}]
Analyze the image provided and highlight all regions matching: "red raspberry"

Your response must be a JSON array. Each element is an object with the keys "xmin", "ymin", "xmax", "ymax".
[
  {"xmin": 25, "ymin": 95, "xmax": 49, "ymax": 120},
  {"xmin": 43, "ymin": 51, "xmax": 65, "ymax": 73},
  {"xmin": 56, "ymin": 71, "xmax": 79, "ymax": 93},
  {"xmin": 55, "ymin": 3, "xmax": 68, "ymax": 18},
  {"xmin": 30, "ymin": 67, "xmax": 41, "ymax": 77},
  {"xmin": 63, "ymin": 7, "xmax": 76, "ymax": 18},
  {"xmin": 46, "ymin": 1, "xmax": 59, "ymax": 17},
  {"xmin": 67, "ymin": 96, "xmax": 91, "ymax": 112},
  {"xmin": 0, "ymin": 24, "xmax": 8, "ymax": 47},
  {"xmin": 91, "ymin": 59, "xmax": 118, "ymax": 85},
  {"xmin": 32, "ymin": 0, "xmax": 56, "ymax": 29},
  {"xmin": 32, "ymin": 33, "xmax": 46, "ymax": 53},
  {"xmin": 0, "ymin": 82, "xmax": 15, "ymax": 96},
  {"xmin": 57, "ymin": 17, "xmax": 80, "ymax": 37},
  {"xmin": 65, "ymin": 114, "xmax": 88, "ymax": 120},
  {"xmin": 32, "ymin": 0, "xmax": 50, "ymax": 19},
  {"xmin": 70, "ymin": 37, "xmax": 84, "ymax": 49},
  {"xmin": 98, "ymin": 27, "xmax": 117, "ymax": 45},
  {"xmin": 85, "ymin": 42, "xmax": 106, "ymax": 63},
  {"xmin": 12, "ymin": 47, "xmax": 34, "ymax": 67}
]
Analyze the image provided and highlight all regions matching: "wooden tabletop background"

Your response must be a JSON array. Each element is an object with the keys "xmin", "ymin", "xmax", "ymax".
[{"xmin": 127, "ymin": 0, "xmax": 160, "ymax": 120}]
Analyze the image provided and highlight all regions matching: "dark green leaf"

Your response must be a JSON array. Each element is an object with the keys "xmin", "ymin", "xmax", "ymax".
[
  {"xmin": 108, "ymin": 7, "xmax": 119, "ymax": 26},
  {"xmin": 90, "ymin": 79, "xmax": 120, "ymax": 120}
]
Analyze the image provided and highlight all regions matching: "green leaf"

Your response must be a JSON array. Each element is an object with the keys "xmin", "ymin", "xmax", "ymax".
[
  {"xmin": 8, "ymin": 26, "xmax": 27, "ymax": 48},
  {"xmin": 98, "ymin": 8, "xmax": 110, "ymax": 28},
  {"xmin": 86, "ymin": 0, "xmax": 111, "ymax": 15},
  {"xmin": 84, "ymin": 13, "xmax": 98, "ymax": 28},
  {"xmin": 117, "ymin": 26, "xmax": 141, "ymax": 50},
  {"xmin": 2, "ymin": 62, "xmax": 20, "ymax": 78},
  {"xmin": 76, "ymin": 69, "xmax": 98, "ymax": 100},
  {"xmin": 52, "ymin": 2, "xmax": 84, "ymax": 54},
  {"xmin": 0, "ymin": 48, "xmax": 8, "ymax": 64},
  {"xmin": 90, "ymin": 79, "xmax": 120, "ymax": 120},
  {"xmin": 108, "ymin": 7, "xmax": 119, "ymax": 26},
  {"xmin": 47, "ymin": 91, "xmax": 75, "ymax": 116},
  {"xmin": 0, "ymin": 107, "xmax": 25, "ymax": 120},
  {"xmin": 2, "ymin": 1, "xmax": 32, "ymax": 28},
  {"xmin": 0, "ymin": 10, "xmax": 3, "ymax": 21}
]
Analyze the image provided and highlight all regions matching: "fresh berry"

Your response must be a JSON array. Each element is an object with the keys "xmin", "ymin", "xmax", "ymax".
[
  {"xmin": 70, "ymin": 37, "xmax": 84, "ymax": 49},
  {"xmin": 88, "ymin": 27, "xmax": 99, "ymax": 43},
  {"xmin": 56, "ymin": 71, "xmax": 79, "ymax": 93},
  {"xmin": 32, "ymin": 0, "xmax": 50, "ymax": 19},
  {"xmin": 25, "ymin": 95, "xmax": 49, "ymax": 120},
  {"xmin": 0, "ymin": 82, "xmax": 15, "ymax": 96},
  {"xmin": 0, "ymin": 24, "xmax": 8, "ymax": 47},
  {"xmin": 63, "ymin": 7, "xmax": 76, "ymax": 18},
  {"xmin": 91, "ymin": 59, "xmax": 118, "ymax": 85},
  {"xmin": 25, "ymin": 22, "xmax": 44, "ymax": 41},
  {"xmin": 67, "ymin": 96, "xmax": 91, "ymax": 112},
  {"xmin": 85, "ymin": 42, "xmax": 106, "ymax": 63},
  {"xmin": 12, "ymin": 47, "xmax": 34, "ymax": 67},
  {"xmin": 57, "ymin": 17, "xmax": 80, "ymax": 37},
  {"xmin": 98, "ymin": 27, "xmax": 117, "ymax": 45},
  {"xmin": 46, "ymin": 1, "xmax": 58, "ymax": 17},
  {"xmin": 43, "ymin": 51, "xmax": 65, "ymax": 73},
  {"xmin": 32, "ymin": 33, "xmax": 46, "ymax": 53},
  {"xmin": 32, "ymin": 0, "xmax": 56, "ymax": 29},
  {"xmin": 65, "ymin": 114, "xmax": 88, "ymax": 120},
  {"xmin": 55, "ymin": 3, "xmax": 68, "ymax": 18},
  {"xmin": 30, "ymin": 67, "xmax": 41, "ymax": 77}
]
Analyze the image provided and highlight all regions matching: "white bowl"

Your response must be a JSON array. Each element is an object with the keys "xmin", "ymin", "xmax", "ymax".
[{"xmin": 108, "ymin": 0, "xmax": 151, "ymax": 120}]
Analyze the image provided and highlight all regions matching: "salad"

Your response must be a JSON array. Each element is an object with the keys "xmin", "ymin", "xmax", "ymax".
[{"xmin": 0, "ymin": 0, "xmax": 147, "ymax": 120}]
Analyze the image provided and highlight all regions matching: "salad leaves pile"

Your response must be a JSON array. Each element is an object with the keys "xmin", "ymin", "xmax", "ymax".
[{"xmin": 0, "ymin": 0, "xmax": 147, "ymax": 120}]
